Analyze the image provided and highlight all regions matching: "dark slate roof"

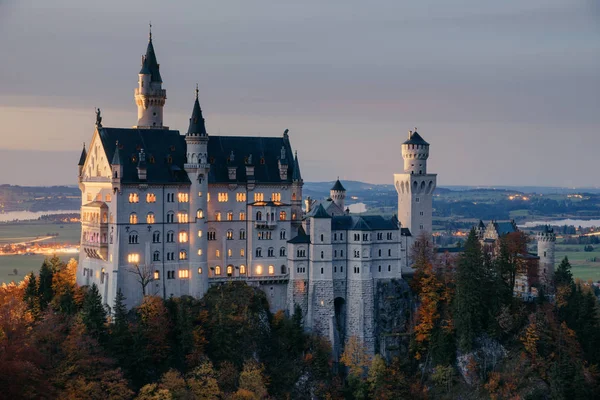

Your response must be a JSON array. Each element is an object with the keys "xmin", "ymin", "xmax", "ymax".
[
  {"xmin": 478, "ymin": 220, "xmax": 485, "ymax": 229},
  {"xmin": 99, "ymin": 127, "xmax": 190, "ymax": 184},
  {"xmin": 288, "ymin": 226, "xmax": 310, "ymax": 244},
  {"xmin": 187, "ymin": 92, "xmax": 207, "ymax": 136},
  {"xmin": 331, "ymin": 179, "xmax": 346, "ymax": 191},
  {"xmin": 403, "ymin": 130, "xmax": 429, "ymax": 146},
  {"xmin": 401, "ymin": 228, "xmax": 412, "ymax": 236},
  {"xmin": 310, "ymin": 204, "xmax": 331, "ymax": 219},
  {"xmin": 207, "ymin": 136, "xmax": 298, "ymax": 184},
  {"xmin": 111, "ymin": 144, "xmax": 122, "ymax": 165},
  {"xmin": 140, "ymin": 38, "xmax": 162, "ymax": 83},
  {"xmin": 331, "ymin": 215, "xmax": 399, "ymax": 231},
  {"xmin": 292, "ymin": 151, "xmax": 302, "ymax": 181},
  {"xmin": 494, "ymin": 221, "xmax": 518, "ymax": 236},
  {"xmin": 542, "ymin": 225, "xmax": 554, "ymax": 234},
  {"xmin": 78, "ymin": 144, "xmax": 87, "ymax": 166}
]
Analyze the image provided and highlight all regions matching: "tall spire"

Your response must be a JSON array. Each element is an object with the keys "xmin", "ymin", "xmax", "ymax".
[
  {"xmin": 186, "ymin": 84, "xmax": 207, "ymax": 136},
  {"xmin": 292, "ymin": 151, "xmax": 302, "ymax": 181},
  {"xmin": 139, "ymin": 24, "xmax": 162, "ymax": 83},
  {"xmin": 78, "ymin": 143, "xmax": 87, "ymax": 166},
  {"xmin": 112, "ymin": 141, "xmax": 121, "ymax": 165}
]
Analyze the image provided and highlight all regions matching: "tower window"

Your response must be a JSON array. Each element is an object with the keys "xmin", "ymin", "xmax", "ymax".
[{"xmin": 268, "ymin": 265, "xmax": 274, "ymax": 275}]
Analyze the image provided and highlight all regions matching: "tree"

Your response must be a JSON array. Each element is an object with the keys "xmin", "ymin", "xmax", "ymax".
[
  {"xmin": 340, "ymin": 336, "xmax": 371, "ymax": 377},
  {"xmin": 554, "ymin": 256, "xmax": 574, "ymax": 288},
  {"xmin": 81, "ymin": 283, "xmax": 107, "ymax": 340},
  {"xmin": 38, "ymin": 259, "xmax": 55, "ymax": 310},
  {"xmin": 23, "ymin": 272, "xmax": 39, "ymax": 315},
  {"xmin": 51, "ymin": 258, "xmax": 78, "ymax": 314},
  {"xmin": 128, "ymin": 264, "xmax": 156, "ymax": 296},
  {"xmin": 187, "ymin": 359, "xmax": 222, "ymax": 399},
  {"xmin": 453, "ymin": 229, "xmax": 485, "ymax": 352},
  {"xmin": 237, "ymin": 360, "xmax": 268, "ymax": 400},
  {"xmin": 496, "ymin": 232, "xmax": 529, "ymax": 294}
]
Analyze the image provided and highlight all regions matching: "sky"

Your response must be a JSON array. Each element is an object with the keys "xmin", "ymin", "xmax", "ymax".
[{"xmin": 0, "ymin": 0, "xmax": 599, "ymax": 187}]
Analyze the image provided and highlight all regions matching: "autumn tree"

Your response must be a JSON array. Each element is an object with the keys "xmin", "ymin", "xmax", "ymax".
[
  {"xmin": 187, "ymin": 359, "xmax": 222, "ymax": 399},
  {"xmin": 51, "ymin": 258, "xmax": 78, "ymax": 314},
  {"xmin": 237, "ymin": 360, "xmax": 268, "ymax": 400}
]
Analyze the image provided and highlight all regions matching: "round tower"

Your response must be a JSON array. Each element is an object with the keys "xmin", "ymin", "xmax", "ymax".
[
  {"xmin": 402, "ymin": 128, "xmax": 429, "ymax": 175},
  {"xmin": 185, "ymin": 85, "xmax": 210, "ymax": 298},
  {"xmin": 134, "ymin": 26, "xmax": 167, "ymax": 129},
  {"xmin": 330, "ymin": 178, "xmax": 346, "ymax": 210},
  {"xmin": 537, "ymin": 226, "xmax": 556, "ymax": 286}
]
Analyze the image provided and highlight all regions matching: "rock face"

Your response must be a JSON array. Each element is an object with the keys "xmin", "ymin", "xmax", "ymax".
[
  {"xmin": 374, "ymin": 278, "xmax": 415, "ymax": 359},
  {"xmin": 456, "ymin": 335, "xmax": 507, "ymax": 385}
]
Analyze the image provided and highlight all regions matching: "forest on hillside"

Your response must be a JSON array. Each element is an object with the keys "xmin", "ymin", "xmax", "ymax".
[{"xmin": 1, "ymin": 231, "xmax": 600, "ymax": 399}]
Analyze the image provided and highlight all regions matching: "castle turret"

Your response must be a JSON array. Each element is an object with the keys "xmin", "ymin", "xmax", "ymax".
[
  {"xmin": 78, "ymin": 143, "xmax": 87, "ymax": 179},
  {"xmin": 330, "ymin": 178, "xmax": 346, "ymax": 211},
  {"xmin": 134, "ymin": 25, "xmax": 167, "ymax": 129},
  {"xmin": 537, "ymin": 226, "xmax": 556, "ymax": 287},
  {"xmin": 394, "ymin": 128, "xmax": 437, "ymax": 240},
  {"xmin": 184, "ymin": 86, "xmax": 210, "ymax": 298},
  {"xmin": 291, "ymin": 150, "xmax": 303, "ymax": 232}
]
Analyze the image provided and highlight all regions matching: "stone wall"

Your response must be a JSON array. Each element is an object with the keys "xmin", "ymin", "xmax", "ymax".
[
  {"xmin": 374, "ymin": 278, "xmax": 414, "ymax": 360},
  {"xmin": 346, "ymin": 278, "xmax": 375, "ymax": 354}
]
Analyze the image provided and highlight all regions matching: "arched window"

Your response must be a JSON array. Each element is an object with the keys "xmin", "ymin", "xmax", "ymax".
[
  {"xmin": 128, "ymin": 232, "xmax": 138, "ymax": 244},
  {"xmin": 280, "ymin": 247, "xmax": 286, "ymax": 257},
  {"xmin": 321, "ymin": 251, "xmax": 324, "ymax": 259},
  {"xmin": 154, "ymin": 270, "xmax": 160, "ymax": 280},
  {"xmin": 280, "ymin": 230, "xmax": 286, "ymax": 240},
  {"xmin": 240, "ymin": 229, "xmax": 246, "ymax": 240},
  {"xmin": 179, "ymin": 250, "xmax": 187, "ymax": 260},
  {"xmin": 240, "ymin": 265, "xmax": 246, "ymax": 274},
  {"xmin": 196, "ymin": 209, "xmax": 204, "ymax": 219},
  {"xmin": 227, "ymin": 212, "xmax": 233, "ymax": 221},
  {"xmin": 167, "ymin": 231, "xmax": 174, "ymax": 243},
  {"xmin": 227, "ymin": 265, "xmax": 233, "ymax": 276},
  {"xmin": 279, "ymin": 211, "xmax": 287, "ymax": 220},
  {"xmin": 146, "ymin": 193, "xmax": 156, "ymax": 203},
  {"xmin": 256, "ymin": 211, "xmax": 262, "ymax": 221},
  {"xmin": 153, "ymin": 251, "xmax": 160, "ymax": 261},
  {"xmin": 281, "ymin": 265, "xmax": 286, "ymax": 274},
  {"xmin": 215, "ymin": 266, "xmax": 221, "ymax": 275},
  {"xmin": 268, "ymin": 247, "xmax": 274, "ymax": 257},
  {"xmin": 256, "ymin": 265, "xmax": 263, "ymax": 275},
  {"xmin": 256, "ymin": 248, "xmax": 262, "ymax": 257},
  {"xmin": 147, "ymin": 212, "xmax": 155, "ymax": 224},
  {"xmin": 320, "ymin": 234, "xmax": 324, "ymax": 242},
  {"xmin": 129, "ymin": 193, "xmax": 139, "ymax": 203},
  {"xmin": 226, "ymin": 230, "xmax": 233, "ymax": 240},
  {"xmin": 268, "ymin": 265, "xmax": 274, "ymax": 275},
  {"xmin": 166, "ymin": 211, "xmax": 174, "ymax": 223},
  {"xmin": 129, "ymin": 213, "xmax": 138, "ymax": 224},
  {"xmin": 207, "ymin": 230, "xmax": 216, "ymax": 240},
  {"xmin": 198, "ymin": 267, "xmax": 203, "ymax": 274},
  {"xmin": 179, "ymin": 231, "xmax": 188, "ymax": 243}
]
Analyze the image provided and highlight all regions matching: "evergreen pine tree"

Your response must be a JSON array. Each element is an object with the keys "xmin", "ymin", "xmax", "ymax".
[
  {"xmin": 453, "ymin": 229, "xmax": 485, "ymax": 352},
  {"xmin": 38, "ymin": 259, "xmax": 54, "ymax": 310},
  {"xmin": 554, "ymin": 256, "xmax": 574, "ymax": 287},
  {"xmin": 81, "ymin": 283, "xmax": 107, "ymax": 340},
  {"xmin": 23, "ymin": 272, "xmax": 39, "ymax": 314}
]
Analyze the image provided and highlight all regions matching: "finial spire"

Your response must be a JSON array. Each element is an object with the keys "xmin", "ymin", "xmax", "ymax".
[
  {"xmin": 149, "ymin": 21, "xmax": 152, "ymax": 41},
  {"xmin": 195, "ymin": 83, "xmax": 199, "ymax": 99},
  {"xmin": 414, "ymin": 126, "xmax": 418, "ymax": 132}
]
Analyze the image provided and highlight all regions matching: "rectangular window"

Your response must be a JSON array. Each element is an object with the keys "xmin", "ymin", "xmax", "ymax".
[
  {"xmin": 127, "ymin": 253, "xmax": 140, "ymax": 263},
  {"xmin": 178, "ymin": 269, "xmax": 189, "ymax": 279},
  {"xmin": 254, "ymin": 192, "xmax": 264, "ymax": 202},
  {"xmin": 207, "ymin": 193, "xmax": 210, "ymax": 202},
  {"xmin": 146, "ymin": 193, "xmax": 156, "ymax": 203},
  {"xmin": 271, "ymin": 193, "xmax": 281, "ymax": 202},
  {"xmin": 178, "ymin": 193, "xmax": 189, "ymax": 203},
  {"xmin": 218, "ymin": 193, "xmax": 228, "ymax": 202},
  {"xmin": 177, "ymin": 212, "xmax": 189, "ymax": 223},
  {"xmin": 236, "ymin": 193, "xmax": 247, "ymax": 202},
  {"xmin": 240, "ymin": 249, "xmax": 245, "ymax": 257},
  {"xmin": 416, "ymin": 197, "xmax": 420, "ymax": 203}
]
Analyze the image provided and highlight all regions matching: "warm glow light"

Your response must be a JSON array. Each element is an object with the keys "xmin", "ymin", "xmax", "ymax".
[{"xmin": 256, "ymin": 265, "xmax": 263, "ymax": 275}]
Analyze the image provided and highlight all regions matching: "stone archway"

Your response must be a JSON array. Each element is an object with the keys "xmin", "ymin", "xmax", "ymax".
[{"xmin": 334, "ymin": 297, "xmax": 346, "ymax": 343}]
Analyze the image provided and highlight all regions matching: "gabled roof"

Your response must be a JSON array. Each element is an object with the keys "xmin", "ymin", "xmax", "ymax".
[
  {"xmin": 140, "ymin": 36, "xmax": 162, "ymax": 83},
  {"xmin": 288, "ymin": 226, "xmax": 310, "ymax": 244},
  {"xmin": 78, "ymin": 144, "xmax": 87, "ymax": 166},
  {"xmin": 331, "ymin": 215, "xmax": 399, "ymax": 231},
  {"xmin": 99, "ymin": 127, "xmax": 190, "ymax": 184},
  {"xmin": 310, "ymin": 204, "xmax": 331, "ymax": 219},
  {"xmin": 207, "ymin": 136, "xmax": 299, "ymax": 184},
  {"xmin": 403, "ymin": 130, "xmax": 429, "ymax": 146},
  {"xmin": 493, "ymin": 221, "xmax": 518, "ymax": 236},
  {"xmin": 187, "ymin": 89, "xmax": 207, "ymax": 136},
  {"xmin": 331, "ymin": 179, "xmax": 345, "ymax": 191},
  {"xmin": 478, "ymin": 220, "xmax": 485, "ymax": 229}
]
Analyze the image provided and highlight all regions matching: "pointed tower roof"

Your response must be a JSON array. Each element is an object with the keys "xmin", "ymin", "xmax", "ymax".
[
  {"xmin": 111, "ymin": 141, "xmax": 121, "ymax": 165},
  {"xmin": 331, "ymin": 178, "xmax": 345, "ymax": 191},
  {"xmin": 186, "ymin": 85, "xmax": 207, "ymax": 136},
  {"xmin": 139, "ymin": 25, "xmax": 162, "ymax": 83},
  {"xmin": 403, "ymin": 129, "xmax": 429, "ymax": 145},
  {"xmin": 78, "ymin": 143, "xmax": 87, "ymax": 166},
  {"xmin": 312, "ymin": 204, "xmax": 331, "ymax": 219},
  {"xmin": 292, "ymin": 151, "xmax": 302, "ymax": 181}
]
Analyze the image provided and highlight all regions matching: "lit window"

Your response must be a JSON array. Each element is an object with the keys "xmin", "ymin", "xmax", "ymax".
[
  {"xmin": 218, "ymin": 193, "xmax": 229, "ymax": 202},
  {"xmin": 179, "ymin": 231, "xmax": 188, "ymax": 243},
  {"xmin": 177, "ymin": 212, "xmax": 189, "ymax": 223},
  {"xmin": 197, "ymin": 209, "xmax": 204, "ymax": 219},
  {"xmin": 228, "ymin": 249, "xmax": 232, "ymax": 257},
  {"xmin": 129, "ymin": 193, "xmax": 139, "ymax": 203},
  {"xmin": 198, "ymin": 192, "xmax": 202, "ymax": 197},
  {"xmin": 207, "ymin": 193, "xmax": 210, "ymax": 202},
  {"xmin": 127, "ymin": 253, "xmax": 140, "ymax": 263},
  {"xmin": 279, "ymin": 211, "xmax": 287, "ymax": 220},
  {"xmin": 198, "ymin": 230, "xmax": 202, "ymax": 238},
  {"xmin": 271, "ymin": 193, "xmax": 281, "ymax": 202},
  {"xmin": 216, "ymin": 250, "xmax": 220, "ymax": 258},
  {"xmin": 129, "ymin": 213, "xmax": 138, "ymax": 224},
  {"xmin": 227, "ymin": 212, "xmax": 233, "ymax": 221},
  {"xmin": 198, "ymin": 267, "xmax": 203, "ymax": 274},
  {"xmin": 236, "ymin": 193, "xmax": 246, "ymax": 202},
  {"xmin": 227, "ymin": 265, "xmax": 233, "ymax": 275},
  {"xmin": 179, "ymin": 250, "xmax": 187, "ymax": 260},
  {"xmin": 226, "ymin": 230, "xmax": 233, "ymax": 240},
  {"xmin": 240, "ymin": 249, "xmax": 245, "ymax": 257},
  {"xmin": 147, "ymin": 212, "xmax": 155, "ymax": 224},
  {"xmin": 154, "ymin": 270, "xmax": 160, "ymax": 280},
  {"xmin": 240, "ymin": 265, "xmax": 246, "ymax": 274},
  {"xmin": 215, "ymin": 266, "xmax": 221, "ymax": 275},
  {"xmin": 239, "ymin": 212, "xmax": 246, "ymax": 221},
  {"xmin": 178, "ymin": 193, "xmax": 189, "ymax": 203},
  {"xmin": 256, "ymin": 265, "xmax": 263, "ymax": 275},
  {"xmin": 105, "ymin": 194, "xmax": 112, "ymax": 202},
  {"xmin": 254, "ymin": 193, "xmax": 264, "ymax": 202},
  {"xmin": 215, "ymin": 212, "xmax": 221, "ymax": 221},
  {"xmin": 178, "ymin": 269, "xmax": 189, "ymax": 279},
  {"xmin": 268, "ymin": 265, "xmax": 274, "ymax": 275},
  {"xmin": 146, "ymin": 193, "xmax": 156, "ymax": 203}
]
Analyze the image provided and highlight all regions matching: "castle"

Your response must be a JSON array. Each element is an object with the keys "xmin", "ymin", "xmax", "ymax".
[{"xmin": 76, "ymin": 29, "xmax": 436, "ymax": 354}]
